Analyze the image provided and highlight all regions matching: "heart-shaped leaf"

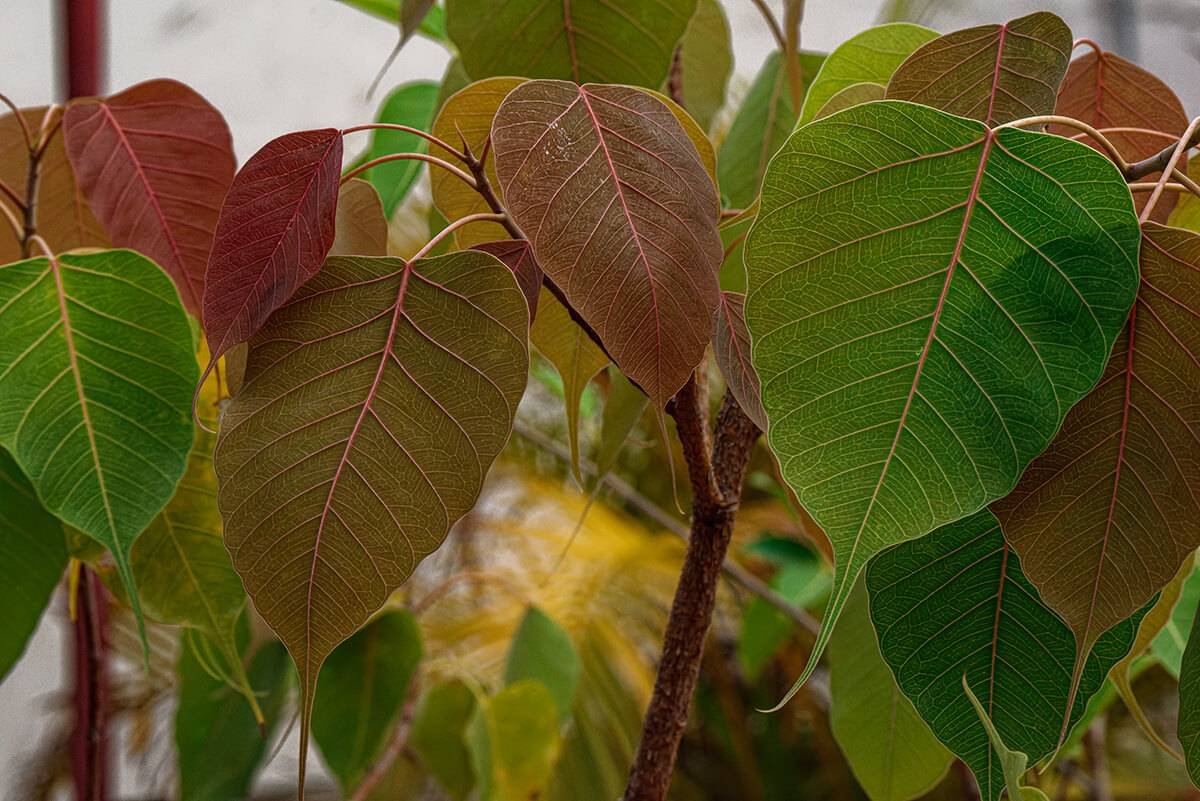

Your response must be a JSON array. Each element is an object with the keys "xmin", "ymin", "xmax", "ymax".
[
  {"xmin": 712, "ymin": 292, "xmax": 766, "ymax": 431},
  {"xmin": 0, "ymin": 249, "xmax": 198, "ymax": 649},
  {"xmin": 473, "ymin": 240, "xmax": 542, "ymax": 321},
  {"xmin": 492, "ymin": 81, "xmax": 721, "ymax": 409},
  {"xmin": 867, "ymin": 509, "xmax": 1145, "ymax": 800},
  {"xmin": 332, "ymin": 178, "xmax": 389, "ymax": 258},
  {"xmin": 886, "ymin": 12, "xmax": 1072, "ymax": 125},
  {"xmin": 744, "ymin": 100, "xmax": 1140, "ymax": 699},
  {"xmin": 213, "ymin": 250, "xmax": 528, "ymax": 792},
  {"xmin": 203, "ymin": 128, "xmax": 343, "ymax": 359},
  {"xmin": 994, "ymin": 223, "xmax": 1200, "ymax": 714},
  {"xmin": 63, "ymin": 79, "xmax": 235, "ymax": 317}
]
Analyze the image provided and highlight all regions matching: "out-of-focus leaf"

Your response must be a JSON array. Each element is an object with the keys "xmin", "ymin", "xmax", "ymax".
[
  {"xmin": 797, "ymin": 23, "xmax": 936, "ymax": 126},
  {"xmin": 400, "ymin": 0, "xmax": 436, "ymax": 44},
  {"xmin": 1179, "ymin": 609, "xmax": 1200, "ymax": 787},
  {"xmin": 63, "ymin": 79, "xmax": 235, "ymax": 317},
  {"xmin": 1169, "ymin": 157, "xmax": 1200, "ymax": 233},
  {"xmin": 336, "ymin": 0, "xmax": 445, "ymax": 41},
  {"xmin": 367, "ymin": 82, "xmax": 438, "ymax": 217},
  {"xmin": 744, "ymin": 100, "xmax": 1140, "ymax": 698},
  {"xmin": 493, "ymin": 81, "xmax": 721, "ymax": 410},
  {"xmin": 670, "ymin": 0, "xmax": 732, "ymax": 131},
  {"xmin": 591, "ymin": 369, "xmax": 648, "ymax": 484},
  {"xmin": 737, "ymin": 545, "xmax": 827, "ymax": 681},
  {"xmin": 332, "ymin": 179, "xmax": 389, "ymax": 258},
  {"xmin": 712, "ymin": 292, "xmax": 766, "ymax": 431},
  {"xmin": 446, "ymin": 0, "xmax": 696, "ymax": 88},
  {"xmin": 1153, "ymin": 561, "xmax": 1200, "ymax": 679},
  {"xmin": 411, "ymin": 680, "xmax": 477, "ymax": 800},
  {"xmin": 313, "ymin": 610, "xmax": 423, "ymax": 792},
  {"xmin": 830, "ymin": 580, "xmax": 952, "ymax": 801},
  {"xmin": 886, "ymin": 12, "xmax": 1071, "ymax": 125},
  {"xmin": 467, "ymin": 679, "xmax": 562, "ymax": 801},
  {"xmin": 505, "ymin": 606, "xmax": 580, "ymax": 722},
  {"xmin": 814, "ymin": 82, "xmax": 885, "ymax": 120},
  {"xmin": 435, "ymin": 57, "xmax": 472, "ymax": 113},
  {"xmin": 0, "ymin": 450, "xmax": 67, "ymax": 682}
]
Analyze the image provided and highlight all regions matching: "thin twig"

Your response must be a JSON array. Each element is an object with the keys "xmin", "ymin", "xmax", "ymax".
[
  {"xmin": 347, "ymin": 676, "xmax": 421, "ymax": 801},
  {"xmin": 1139, "ymin": 118, "xmax": 1200, "ymax": 222},
  {"xmin": 0, "ymin": 91, "xmax": 33, "ymax": 150},
  {"xmin": 0, "ymin": 195, "xmax": 23, "ymax": 241},
  {"xmin": 340, "ymin": 152, "xmax": 477, "ymax": 189},
  {"xmin": 341, "ymin": 122, "xmax": 466, "ymax": 160},
  {"xmin": 410, "ymin": 212, "xmax": 507, "ymax": 261},
  {"xmin": 1126, "ymin": 120, "xmax": 1200, "ymax": 182},
  {"xmin": 1129, "ymin": 182, "xmax": 1189, "ymax": 193},
  {"xmin": 747, "ymin": 0, "xmax": 787, "ymax": 52}
]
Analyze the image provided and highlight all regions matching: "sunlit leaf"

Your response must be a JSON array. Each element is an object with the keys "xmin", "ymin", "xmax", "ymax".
[
  {"xmin": 213, "ymin": 251, "xmax": 528, "ymax": 790},
  {"xmin": 63, "ymin": 79, "xmax": 234, "ymax": 317},
  {"xmin": 313, "ymin": 610, "xmax": 423, "ymax": 792},
  {"xmin": 0, "ymin": 249, "xmax": 198, "ymax": 651},
  {"xmin": 671, "ymin": 0, "xmax": 732, "ymax": 132},
  {"xmin": 712, "ymin": 292, "xmax": 766, "ymax": 431},
  {"xmin": 867, "ymin": 509, "xmax": 1146, "ymax": 800},
  {"xmin": 493, "ymin": 81, "xmax": 721, "ymax": 409},
  {"xmin": 468, "ymin": 679, "xmax": 562, "ymax": 801},
  {"xmin": 0, "ymin": 449, "xmax": 67, "ymax": 682},
  {"xmin": 505, "ymin": 606, "xmax": 580, "ymax": 722},
  {"xmin": 829, "ymin": 580, "xmax": 951, "ymax": 801},
  {"xmin": 203, "ymin": 128, "xmax": 342, "ymax": 359},
  {"xmin": 472, "ymin": 240, "xmax": 542, "ymax": 321},
  {"xmin": 411, "ymin": 680, "xmax": 477, "ymax": 800},
  {"xmin": 744, "ymin": 100, "xmax": 1140, "ymax": 696},
  {"xmin": 367, "ymin": 81, "xmax": 439, "ymax": 217},
  {"xmin": 886, "ymin": 12, "xmax": 1072, "ymax": 125},
  {"xmin": 446, "ymin": 0, "xmax": 697, "ymax": 88},
  {"xmin": 813, "ymin": 82, "xmax": 885, "ymax": 120},
  {"xmin": 797, "ymin": 22, "xmax": 936, "ymax": 126},
  {"xmin": 333, "ymin": 178, "xmax": 389, "ymax": 258},
  {"xmin": 994, "ymin": 223, "xmax": 1200, "ymax": 710}
]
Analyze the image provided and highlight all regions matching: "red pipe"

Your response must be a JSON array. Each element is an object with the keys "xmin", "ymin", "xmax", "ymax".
[{"xmin": 61, "ymin": 0, "xmax": 105, "ymax": 98}]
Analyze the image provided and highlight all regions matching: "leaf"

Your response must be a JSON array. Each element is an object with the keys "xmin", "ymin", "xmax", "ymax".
[
  {"xmin": 1179, "ymin": 608, "xmax": 1200, "ymax": 787},
  {"xmin": 671, "ymin": 0, "xmax": 732, "ymax": 132},
  {"xmin": 472, "ymin": 240, "xmax": 542, "ymax": 321},
  {"xmin": 737, "ymin": 544, "xmax": 827, "ymax": 681},
  {"xmin": 367, "ymin": 81, "xmax": 439, "ymax": 216},
  {"xmin": 213, "ymin": 250, "xmax": 528, "ymax": 792},
  {"xmin": 202, "ymin": 128, "xmax": 343, "ymax": 360},
  {"xmin": 829, "ymin": 580, "xmax": 951, "ymax": 801},
  {"xmin": 176, "ymin": 627, "xmax": 292, "ymax": 801},
  {"xmin": 400, "ymin": 0, "xmax": 436, "ymax": 44},
  {"xmin": 744, "ymin": 100, "xmax": 1140, "ymax": 697},
  {"xmin": 505, "ymin": 606, "xmax": 581, "ymax": 722},
  {"xmin": 813, "ymin": 82, "xmax": 886, "ymax": 121},
  {"xmin": 531, "ymin": 288, "xmax": 609, "ymax": 485},
  {"xmin": 446, "ymin": 0, "xmax": 697, "ymax": 88},
  {"xmin": 1169, "ymin": 157, "xmax": 1200, "ymax": 233},
  {"xmin": 797, "ymin": 22, "xmax": 937, "ymax": 126},
  {"xmin": 338, "ymin": 0, "xmax": 446, "ymax": 41},
  {"xmin": 492, "ymin": 81, "xmax": 722, "ymax": 409},
  {"xmin": 0, "ymin": 249, "xmax": 198, "ymax": 652},
  {"xmin": 712, "ymin": 292, "xmax": 767, "ymax": 431},
  {"xmin": 885, "ymin": 12, "xmax": 1072, "ymax": 126},
  {"xmin": 960, "ymin": 676, "xmax": 1037, "ymax": 801},
  {"xmin": 993, "ymin": 223, "xmax": 1200, "ymax": 714},
  {"xmin": 0, "ymin": 107, "xmax": 108, "ymax": 262},
  {"xmin": 333, "ymin": 178, "xmax": 389, "ymax": 258},
  {"xmin": 63, "ymin": 79, "xmax": 235, "ymax": 317},
  {"xmin": 467, "ymin": 679, "xmax": 563, "ymax": 801},
  {"xmin": 0, "ymin": 449, "xmax": 67, "ymax": 682},
  {"xmin": 716, "ymin": 50, "xmax": 826, "ymax": 208},
  {"xmin": 591, "ymin": 368, "xmax": 648, "ymax": 483},
  {"xmin": 312, "ymin": 610, "xmax": 423, "ymax": 792},
  {"xmin": 411, "ymin": 680, "xmax": 477, "ymax": 800},
  {"xmin": 430, "ymin": 77, "xmax": 524, "ymax": 248},
  {"xmin": 1152, "ymin": 560, "xmax": 1200, "ymax": 679},
  {"xmin": 866, "ymin": 509, "xmax": 1146, "ymax": 801}
]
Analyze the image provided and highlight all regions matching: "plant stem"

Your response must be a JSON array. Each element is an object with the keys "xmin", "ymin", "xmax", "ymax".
[
  {"xmin": 1083, "ymin": 717, "xmax": 1113, "ymax": 801},
  {"xmin": 621, "ymin": 384, "xmax": 760, "ymax": 801},
  {"xmin": 748, "ymin": 0, "xmax": 787, "ymax": 52},
  {"xmin": 339, "ymin": 151, "xmax": 476, "ymax": 189},
  {"xmin": 340, "ymin": 123, "xmax": 465, "ymax": 160},
  {"xmin": 347, "ymin": 677, "xmax": 421, "ymax": 801},
  {"xmin": 71, "ymin": 568, "xmax": 109, "ymax": 801},
  {"xmin": 1126, "ymin": 118, "xmax": 1200, "ymax": 181}
]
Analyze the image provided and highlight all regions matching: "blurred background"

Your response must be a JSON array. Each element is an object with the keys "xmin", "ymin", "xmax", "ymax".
[{"xmin": 2, "ymin": 1, "xmax": 1199, "ymax": 799}]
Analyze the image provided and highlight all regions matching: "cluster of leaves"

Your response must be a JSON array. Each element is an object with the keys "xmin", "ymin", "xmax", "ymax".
[{"xmin": 4, "ymin": 1, "xmax": 1200, "ymax": 799}]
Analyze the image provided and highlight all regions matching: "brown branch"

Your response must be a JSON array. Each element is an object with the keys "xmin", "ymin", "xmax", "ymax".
[
  {"xmin": 70, "ymin": 568, "xmax": 109, "ymax": 801},
  {"xmin": 1125, "ymin": 122, "xmax": 1200, "ymax": 181},
  {"xmin": 347, "ymin": 676, "xmax": 421, "ymax": 801},
  {"xmin": 747, "ymin": 0, "xmax": 787, "ymax": 52},
  {"xmin": 666, "ymin": 45, "xmax": 685, "ymax": 107},
  {"xmin": 621, "ymin": 382, "xmax": 760, "ymax": 801}
]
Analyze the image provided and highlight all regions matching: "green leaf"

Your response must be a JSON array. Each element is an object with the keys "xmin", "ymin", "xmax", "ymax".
[
  {"xmin": 446, "ymin": 0, "xmax": 697, "ymax": 88},
  {"xmin": 591, "ymin": 368, "xmax": 648, "ymax": 484},
  {"xmin": 467, "ymin": 680, "xmax": 563, "ymax": 801},
  {"xmin": 368, "ymin": 82, "xmax": 439, "ymax": 216},
  {"xmin": 0, "ymin": 249, "xmax": 198, "ymax": 654},
  {"xmin": 829, "ymin": 580, "xmax": 951, "ymax": 801},
  {"xmin": 670, "ymin": 0, "xmax": 732, "ymax": 131},
  {"xmin": 1153, "ymin": 560, "xmax": 1200, "ymax": 679},
  {"xmin": 176, "ymin": 628, "xmax": 291, "ymax": 801},
  {"xmin": 0, "ymin": 449, "xmax": 67, "ymax": 682},
  {"xmin": 885, "ymin": 11, "xmax": 1072, "ymax": 126},
  {"xmin": 813, "ymin": 82, "xmax": 885, "ymax": 121},
  {"xmin": 313, "ymin": 610, "xmax": 423, "ymax": 792},
  {"xmin": 214, "ymin": 251, "xmax": 528, "ymax": 792},
  {"xmin": 743, "ymin": 100, "xmax": 1140, "ymax": 699},
  {"xmin": 1179, "ymin": 607, "xmax": 1200, "ymax": 787},
  {"xmin": 336, "ymin": 0, "xmax": 446, "ymax": 41},
  {"xmin": 505, "ymin": 606, "xmax": 580, "ymax": 722},
  {"xmin": 411, "ymin": 680, "xmax": 477, "ymax": 800},
  {"xmin": 737, "ymin": 545, "xmax": 827, "ymax": 681},
  {"xmin": 961, "ymin": 676, "xmax": 1038, "ymax": 801},
  {"xmin": 716, "ymin": 50, "xmax": 825, "ymax": 208},
  {"xmin": 866, "ymin": 509, "xmax": 1146, "ymax": 801},
  {"xmin": 797, "ymin": 22, "xmax": 937, "ymax": 126}
]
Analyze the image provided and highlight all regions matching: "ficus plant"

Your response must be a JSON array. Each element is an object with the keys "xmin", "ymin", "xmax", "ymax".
[{"xmin": 5, "ymin": 1, "xmax": 1200, "ymax": 800}]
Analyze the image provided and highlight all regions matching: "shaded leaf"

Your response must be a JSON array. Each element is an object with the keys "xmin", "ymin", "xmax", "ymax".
[
  {"xmin": 493, "ymin": 81, "xmax": 721, "ymax": 409},
  {"xmin": 333, "ymin": 178, "xmax": 389, "ymax": 258},
  {"xmin": 960, "ymin": 677, "xmax": 1046, "ymax": 801},
  {"xmin": 203, "ymin": 128, "xmax": 343, "ymax": 359},
  {"xmin": 994, "ymin": 223, "xmax": 1200, "ymax": 709},
  {"xmin": 886, "ymin": 12, "xmax": 1072, "ymax": 125},
  {"xmin": 411, "ymin": 680, "xmax": 477, "ymax": 800},
  {"xmin": 712, "ymin": 292, "xmax": 766, "ymax": 431},
  {"xmin": 400, "ymin": 0, "xmax": 437, "ymax": 44},
  {"xmin": 744, "ymin": 100, "xmax": 1140, "ymax": 696},
  {"xmin": 467, "ymin": 679, "xmax": 562, "ymax": 801},
  {"xmin": 737, "ymin": 543, "xmax": 827, "ymax": 681},
  {"xmin": 367, "ymin": 81, "xmax": 439, "ymax": 217},
  {"xmin": 430, "ymin": 77, "xmax": 524, "ymax": 248},
  {"xmin": 813, "ymin": 82, "xmax": 886, "ymax": 120},
  {"xmin": 797, "ymin": 22, "xmax": 937, "ymax": 126},
  {"xmin": 213, "ymin": 251, "xmax": 528, "ymax": 790},
  {"xmin": 591, "ymin": 368, "xmax": 648, "ymax": 484},
  {"xmin": 0, "ymin": 449, "xmax": 67, "ymax": 682},
  {"xmin": 0, "ymin": 107, "xmax": 107, "ymax": 262},
  {"xmin": 63, "ymin": 79, "xmax": 235, "ymax": 317},
  {"xmin": 829, "ymin": 580, "xmax": 951, "ymax": 801},
  {"xmin": 867, "ymin": 509, "xmax": 1146, "ymax": 800},
  {"xmin": 446, "ymin": 0, "xmax": 696, "ymax": 88},
  {"xmin": 671, "ymin": 0, "xmax": 732, "ymax": 132},
  {"xmin": 505, "ymin": 606, "xmax": 580, "ymax": 722},
  {"xmin": 1152, "ymin": 560, "xmax": 1200, "ymax": 679},
  {"xmin": 313, "ymin": 610, "xmax": 423, "ymax": 792},
  {"xmin": 1179, "ymin": 607, "xmax": 1200, "ymax": 787},
  {"xmin": 472, "ymin": 240, "xmax": 542, "ymax": 321},
  {"xmin": 0, "ymin": 249, "xmax": 198, "ymax": 651}
]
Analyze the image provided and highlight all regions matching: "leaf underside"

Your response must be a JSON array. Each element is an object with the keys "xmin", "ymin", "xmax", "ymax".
[
  {"xmin": 332, "ymin": 179, "xmax": 389, "ymax": 259},
  {"xmin": 712, "ymin": 292, "xmax": 767, "ymax": 431}
]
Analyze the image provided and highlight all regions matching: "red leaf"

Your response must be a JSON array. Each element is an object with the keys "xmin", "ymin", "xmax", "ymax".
[
  {"xmin": 712, "ymin": 292, "xmax": 766, "ymax": 431},
  {"xmin": 63, "ymin": 79, "xmax": 235, "ymax": 316},
  {"xmin": 202, "ymin": 128, "xmax": 343, "ymax": 359},
  {"xmin": 472, "ymin": 240, "xmax": 543, "ymax": 320}
]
